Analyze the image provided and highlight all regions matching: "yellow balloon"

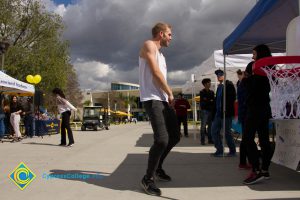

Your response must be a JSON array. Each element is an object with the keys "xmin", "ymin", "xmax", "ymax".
[
  {"xmin": 33, "ymin": 75, "xmax": 42, "ymax": 84},
  {"xmin": 26, "ymin": 75, "xmax": 34, "ymax": 83}
]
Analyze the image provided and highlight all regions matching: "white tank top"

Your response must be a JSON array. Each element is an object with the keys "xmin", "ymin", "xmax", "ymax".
[{"xmin": 139, "ymin": 49, "xmax": 168, "ymax": 102}]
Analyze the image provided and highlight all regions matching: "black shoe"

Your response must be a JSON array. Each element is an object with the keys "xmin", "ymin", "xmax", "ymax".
[
  {"xmin": 260, "ymin": 171, "xmax": 270, "ymax": 180},
  {"xmin": 184, "ymin": 135, "xmax": 189, "ymax": 138},
  {"xmin": 67, "ymin": 143, "xmax": 74, "ymax": 147},
  {"xmin": 59, "ymin": 143, "xmax": 66, "ymax": 146},
  {"xmin": 140, "ymin": 175, "xmax": 161, "ymax": 196},
  {"xmin": 201, "ymin": 142, "xmax": 205, "ymax": 145},
  {"xmin": 243, "ymin": 172, "xmax": 264, "ymax": 185},
  {"xmin": 226, "ymin": 152, "xmax": 237, "ymax": 157},
  {"xmin": 155, "ymin": 169, "xmax": 171, "ymax": 182},
  {"xmin": 211, "ymin": 152, "xmax": 223, "ymax": 157}
]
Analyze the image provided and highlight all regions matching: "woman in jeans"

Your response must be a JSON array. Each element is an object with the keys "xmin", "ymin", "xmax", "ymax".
[{"xmin": 52, "ymin": 88, "xmax": 77, "ymax": 147}]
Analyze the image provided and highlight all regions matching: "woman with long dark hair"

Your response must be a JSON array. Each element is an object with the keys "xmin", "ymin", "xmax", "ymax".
[
  {"xmin": 52, "ymin": 88, "xmax": 77, "ymax": 147},
  {"xmin": 243, "ymin": 44, "xmax": 273, "ymax": 185},
  {"xmin": 10, "ymin": 95, "xmax": 23, "ymax": 141}
]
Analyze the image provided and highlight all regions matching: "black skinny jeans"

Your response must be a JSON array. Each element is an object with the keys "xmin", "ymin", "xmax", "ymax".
[
  {"xmin": 61, "ymin": 111, "xmax": 74, "ymax": 144},
  {"xmin": 144, "ymin": 100, "xmax": 181, "ymax": 178},
  {"xmin": 243, "ymin": 112, "xmax": 271, "ymax": 172},
  {"xmin": 177, "ymin": 115, "xmax": 188, "ymax": 136},
  {"xmin": 239, "ymin": 121, "xmax": 249, "ymax": 165}
]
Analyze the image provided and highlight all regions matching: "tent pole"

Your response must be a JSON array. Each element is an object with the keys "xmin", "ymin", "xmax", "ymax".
[
  {"xmin": 1, "ymin": 54, "xmax": 4, "ymax": 72},
  {"xmin": 223, "ymin": 54, "xmax": 227, "ymax": 157}
]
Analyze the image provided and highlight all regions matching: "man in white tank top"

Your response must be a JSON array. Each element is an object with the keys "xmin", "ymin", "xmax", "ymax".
[{"xmin": 139, "ymin": 22, "xmax": 180, "ymax": 196}]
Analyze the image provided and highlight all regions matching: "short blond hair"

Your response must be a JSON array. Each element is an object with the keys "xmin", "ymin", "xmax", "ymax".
[{"xmin": 152, "ymin": 22, "xmax": 172, "ymax": 38}]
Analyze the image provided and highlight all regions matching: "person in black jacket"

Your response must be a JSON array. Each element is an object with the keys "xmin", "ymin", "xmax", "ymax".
[
  {"xmin": 211, "ymin": 69, "xmax": 236, "ymax": 157},
  {"xmin": 0, "ymin": 94, "xmax": 5, "ymax": 141},
  {"xmin": 23, "ymin": 97, "xmax": 34, "ymax": 138},
  {"xmin": 236, "ymin": 68, "xmax": 252, "ymax": 169},
  {"xmin": 199, "ymin": 78, "xmax": 214, "ymax": 145},
  {"xmin": 243, "ymin": 44, "xmax": 272, "ymax": 185}
]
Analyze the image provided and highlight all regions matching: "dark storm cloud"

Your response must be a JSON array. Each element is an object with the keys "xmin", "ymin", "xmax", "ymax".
[
  {"xmin": 62, "ymin": 0, "xmax": 256, "ymax": 72},
  {"xmin": 44, "ymin": 0, "xmax": 256, "ymax": 89}
]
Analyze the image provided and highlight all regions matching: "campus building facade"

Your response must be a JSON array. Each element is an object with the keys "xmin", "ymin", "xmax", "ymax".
[{"xmin": 82, "ymin": 82, "xmax": 182, "ymax": 121}]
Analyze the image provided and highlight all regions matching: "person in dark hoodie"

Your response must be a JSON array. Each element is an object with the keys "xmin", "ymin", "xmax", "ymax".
[
  {"xmin": 243, "ymin": 44, "xmax": 272, "ymax": 185},
  {"xmin": 199, "ymin": 78, "xmax": 215, "ymax": 145},
  {"xmin": 211, "ymin": 69, "xmax": 236, "ymax": 157},
  {"xmin": 237, "ymin": 67, "xmax": 252, "ymax": 170}
]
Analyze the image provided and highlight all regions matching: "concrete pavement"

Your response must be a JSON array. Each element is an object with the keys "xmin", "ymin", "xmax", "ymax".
[{"xmin": 0, "ymin": 122, "xmax": 299, "ymax": 200}]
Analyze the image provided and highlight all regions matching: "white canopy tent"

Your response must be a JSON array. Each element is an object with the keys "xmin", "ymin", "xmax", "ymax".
[
  {"xmin": 0, "ymin": 71, "xmax": 35, "ymax": 96},
  {"xmin": 182, "ymin": 50, "xmax": 254, "ymax": 125},
  {"xmin": 183, "ymin": 50, "xmax": 255, "ymax": 95}
]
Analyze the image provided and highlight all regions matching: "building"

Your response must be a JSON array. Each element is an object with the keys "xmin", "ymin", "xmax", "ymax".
[
  {"xmin": 82, "ymin": 82, "xmax": 182, "ymax": 121},
  {"xmin": 111, "ymin": 81, "xmax": 139, "ymax": 91}
]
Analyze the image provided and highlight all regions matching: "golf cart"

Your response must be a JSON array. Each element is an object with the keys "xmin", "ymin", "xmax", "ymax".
[{"xmin": 81, "ymin": 106, "xmax": 110, "ymax": 131}]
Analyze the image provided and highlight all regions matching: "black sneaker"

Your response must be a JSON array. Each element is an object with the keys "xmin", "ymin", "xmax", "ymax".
[
  {"xmin": 140, "ymin": 175, "xmax": 161, "ymax": 196},
  {"xmin": 59, "ymin": 143, "xmax": 66, "ymax": 146},
  {"xmin": 243, "ymin": 172, "xmax": 264, "ymax": 185},
  {"xmin": 67, "ymin": 143, "xmax": 74, "ymax": 147},
  {"xmin": 211, "ymin": 152, "xmax": 223, "ymax": 157},
  {"xmin": 155, "ymin": 169, "xmax": 171, "ymax": 182},
  {"xmin": 260, "ymin": 171, "xmax": 270, "ymax": 180},
  {"xmin": 226, "ymin": 152, "xmax": 237, "ymax": 157}
]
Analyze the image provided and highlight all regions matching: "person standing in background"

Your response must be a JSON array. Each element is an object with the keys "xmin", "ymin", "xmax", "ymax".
[
  {"xmin": 52, "ymin": 88, "xmax": 77, "ymax": 147},
  {"xmin": 174, "ymin": 93, "xmax": 190, "ymax": 137},
  {"xmin": 0, "ymin": 94, "xmax": 5, "ymax": 141},
  {"xmin": 236, "ymin": 68, "xmax": 252, "ymax": 169},
  {"xmin": 10, "ymin": 95, "xmax": 23, "ymax": 142},
  {"xmin": 243, "ymin": 44, "xmax": 272, "ymax": 185},
  {"xmin": 199, "ymin": 78, "xmax": 215, "ymax": 145},
  {"xmin": 23, "ymin": 97, "xmax": 35, "ymax": 138},
  {"xmin": 210, "ymin": 69, "xmax": 236, "ymax": 157}
]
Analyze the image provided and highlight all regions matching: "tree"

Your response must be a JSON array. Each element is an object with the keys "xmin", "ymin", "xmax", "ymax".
[
  {"xmin": 83, "ymin": 100, "xmax": 91, "ymax": 107},
  {"xmin": 65, "ymin": 65, "xmax": 83, "ymax": 108},
  {"xmin": 117, "ymin": 92, "xmax": 137, "ymax": 110},
  {"xmin": 0, "ymin": 0, "xmax": 82, "ymax": 111}
]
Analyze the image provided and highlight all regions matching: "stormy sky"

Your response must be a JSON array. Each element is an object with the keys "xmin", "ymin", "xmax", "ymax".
[{"xmin": 42, "ymin": 0, "xmax": 256, "ymax": 90}]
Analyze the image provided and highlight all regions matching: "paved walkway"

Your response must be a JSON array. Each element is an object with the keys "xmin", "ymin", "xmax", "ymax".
[{"xmin": 0, "ymin": 122, "xmax": 299, "ymax": 200}]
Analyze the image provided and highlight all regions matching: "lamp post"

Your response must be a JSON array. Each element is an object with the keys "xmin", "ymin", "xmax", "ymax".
[
  {"xmin": 0, "ymin": 40, "xmax": 10, "ymax": 72},
  {"xmin": 127, "ymin": 91, "xmax": 131, "ymax": 120},
  {"xmin": 191, "ymin": 74, "xmax": 197, "ymax": 122}
]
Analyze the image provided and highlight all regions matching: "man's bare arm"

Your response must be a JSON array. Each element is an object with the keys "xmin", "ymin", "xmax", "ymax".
[{"xmin": 140, "ymin": 41, "xmax": 174, "ymax": 103}]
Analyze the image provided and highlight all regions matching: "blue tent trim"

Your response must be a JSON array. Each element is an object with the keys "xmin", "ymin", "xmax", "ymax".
[{"xmin": 223, "ymin": 0, "xmax": 299, "ymax": 55}]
